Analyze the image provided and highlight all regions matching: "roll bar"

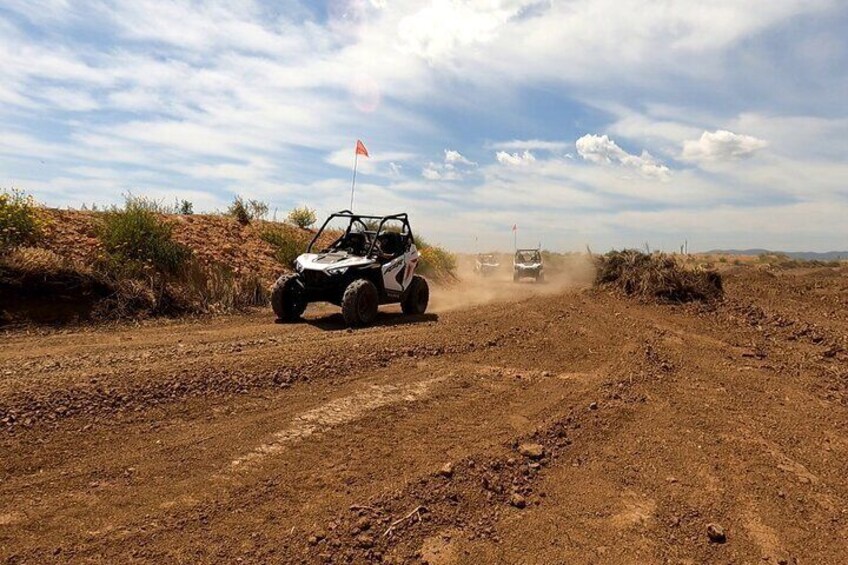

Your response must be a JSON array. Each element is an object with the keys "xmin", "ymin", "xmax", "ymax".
[{"xmin": 307, "ymin": 210, "xmax": 414, "ymax": 256}]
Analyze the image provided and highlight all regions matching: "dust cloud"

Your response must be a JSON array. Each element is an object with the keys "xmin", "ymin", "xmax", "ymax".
[{"xmin": 428, "ymin": 253, "xmax": 596, "ymax": 313}]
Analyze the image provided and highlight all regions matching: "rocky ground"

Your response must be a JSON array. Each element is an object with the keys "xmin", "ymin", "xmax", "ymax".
[{"xmin": 1, "ymin": 266, "xmax": 847, "ymax": 564}]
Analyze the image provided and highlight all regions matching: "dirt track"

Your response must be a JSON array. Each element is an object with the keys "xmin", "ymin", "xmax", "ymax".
[{"xmin": 2, "ymin": 267, "xmax": 848, "ymax": 564}]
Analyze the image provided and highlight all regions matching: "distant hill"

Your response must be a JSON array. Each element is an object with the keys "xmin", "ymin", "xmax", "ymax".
[{"xmin": 706, "ymin": 249, "xmax": 847, "ymax": 261}]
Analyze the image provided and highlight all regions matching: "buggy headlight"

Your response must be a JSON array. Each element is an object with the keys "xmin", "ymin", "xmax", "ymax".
[
  {"xmin": 327, "ymin": 266, "xmax": 348, "ymax": 275},
  {"xmin": 294, "ymin": 259, "xmax": 304, "ymax": 272}
]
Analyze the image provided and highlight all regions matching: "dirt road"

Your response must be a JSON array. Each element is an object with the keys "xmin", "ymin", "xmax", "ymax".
[{"xmin": 1, "ymin": 268, "xmax": 847, "ymax": 564}]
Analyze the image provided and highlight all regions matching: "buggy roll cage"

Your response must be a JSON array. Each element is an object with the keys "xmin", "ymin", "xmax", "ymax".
[
  {"xmin": 307, "ymin": 210, "xmax": 415, "ymax": 257},
  {"xmin": 515, "ymin": 248, "xmax": 542, "ymax": 261}
]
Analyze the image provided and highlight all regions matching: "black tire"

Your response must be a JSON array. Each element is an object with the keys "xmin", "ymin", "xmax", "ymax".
[
  {"xmin": 537, "ymin": 272, "xmax": 545, "ymax": 283},
  {"xmin": 341, "ymin": 279, "xmax": 379, "ymax": 327},
  {"xmin": 401, "ymin": 275, "xmax": 429, "ymax": 315},
  {"xmin": 271, "ymin": 274, "xmax": 307, "ymax": 322}
]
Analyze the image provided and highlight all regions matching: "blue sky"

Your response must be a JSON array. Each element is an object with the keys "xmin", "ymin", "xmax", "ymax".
[{"xmin": 1, "ymin": 0, "xmax": 847, "ymax": 252}]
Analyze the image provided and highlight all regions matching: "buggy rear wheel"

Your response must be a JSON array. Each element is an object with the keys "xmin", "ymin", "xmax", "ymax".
[
  {"xmin": 342, "ymin": 279, "xmax": 379, "ymax": 327},
  {"xmin": 271, "ymin": 274, "xmax": 307, "ymax": 322},
  {"xmin": 401, "ymin": 275, "xmax": 429, "ymax": 315}
]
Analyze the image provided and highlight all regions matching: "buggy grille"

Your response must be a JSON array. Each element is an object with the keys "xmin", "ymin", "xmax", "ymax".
[{"xmin": 303, "ymin": 270, "xmax": 328, "ymax": 287}]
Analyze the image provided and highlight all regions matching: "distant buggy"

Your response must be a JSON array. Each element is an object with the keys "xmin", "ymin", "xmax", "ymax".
[
  {"xmin": 513, "ymin": 248, "xmax": 544, "ymax": 282},
  {"xmin": 474, "ymin": 253, "xmax": 501, "ymax": 277},
  {"xmin": 271, "ymin": 211, "xmax": 429, "ymax": 327}
]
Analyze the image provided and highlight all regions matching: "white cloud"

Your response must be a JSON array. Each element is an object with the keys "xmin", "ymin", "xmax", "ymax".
[
  {"xmin": 682, "ymin": 130, "xmax": 768, "ymax": 163},
  {"xmin": 422, "ymin": 162, "xmax": 455, "ymax": 181},
  {"xmin": 495, "ymin": 150, "xmax": 536, "ymax": 166},
  {"xmin": 576, "ymin": 134, "xmax": 670, "ymax": 179},
  {"xmin": 397, "ymin": 1, "xmax": 529, "ymax": 63},
  {"xmin": 422, "ymin": 147, "xmax": 477, "ymax": 180},
  {"xmin": 444, "ymin": 149, "xmax": 476, "ymax": 166},
  {"xmin": 0, "ymin": 0, "xmax": 845, "ymax": 252},
  {"xmin": 492, "ymin": 139, "xmax": 569, "ymax": 152},
  {"xmin": 325, "ymin": 146, "xmax": 415, "ymax": 176}
]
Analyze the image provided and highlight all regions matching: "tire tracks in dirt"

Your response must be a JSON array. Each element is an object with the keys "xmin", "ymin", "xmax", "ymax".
[{"xmin": 3, "ymin": 267, "xmax": 848, "ymax": 563}]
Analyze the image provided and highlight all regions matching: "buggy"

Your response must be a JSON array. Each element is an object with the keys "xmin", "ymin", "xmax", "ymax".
[
  {"xmin": 513, "ymin": 248, "xmax": 544, "ymax": 282},
  {"xmin": 271, "ymin": 211, "xmax": 429, "ymax": 327},
  {"xmin": 474, "ymin": 253, "xmax": 501, "ymax": 277}
]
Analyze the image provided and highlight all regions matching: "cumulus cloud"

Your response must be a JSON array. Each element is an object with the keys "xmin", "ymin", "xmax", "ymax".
[
  {"xmin": 682, "ymin": 130, "xmax": 768, "ymax": 163},
  {"xmin": 422, "ymin": 148, "xmax": 477, "ymax": 180},
  {"xmin": 444, "ymin": 149, "xmax": 476, "ymax": 166},
  {"xmin": 496, "ymin": 150, "xmax": 536, "ymax": 166},
  {"xmin": 576, "ymin": 134, "xmax": 670, "ymax": 179}
]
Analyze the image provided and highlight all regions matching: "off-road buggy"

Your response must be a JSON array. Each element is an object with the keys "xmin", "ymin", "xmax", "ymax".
[
  {"xmin": 513, "ymin": 248, "xmax": 544, "ymax": 282},
  {"xmin": 271, "ymin": 211, "xmax": 429, "ymax": 327},
  {"xmin": 474, "ymin": 253, "xmax": 501, "ymax": 277}
]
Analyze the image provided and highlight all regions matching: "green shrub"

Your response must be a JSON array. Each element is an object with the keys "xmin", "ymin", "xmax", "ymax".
[
  {"xmin": 228, "ymin": 196, "xmax": 251, "ymax": 224},
  {"xmin": 260, "ymin": 224, "xmax": 311, "ymax": 266},
  {"xmin": 415, "ymin": 235, "xmax": 457, "ymax": 280},
  {"xmin": 99, "ymin": 196, "xmax": 191, "ymax": 275},
  {"xmin": 228, "ymin": 196, "xmax": 269, "ymax": 224},
  {"xmin": 287, "ymin": 206, "xmax": 317, "ymax": 229},
  {"xmin": 0, "ymin": 189, "xmax": 43, "ymax": 250},
  {"xmin": 176, "ymin": 199, "xmax": 194, "ymax": 215}
]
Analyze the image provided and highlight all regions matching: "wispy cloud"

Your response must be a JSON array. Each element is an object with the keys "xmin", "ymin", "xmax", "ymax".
[
  {"xmin": 0, "ymin": 0, "xmax": 846, "ymax": 251},
  {"xmin": 491, "ymin": 140, "xmax": 569, "ymax": 152}
]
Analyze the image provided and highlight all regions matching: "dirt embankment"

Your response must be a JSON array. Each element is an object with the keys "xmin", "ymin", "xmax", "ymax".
[
  {"xmin": 1, "ymin": 264, "xmax": 847, "ymax": 563},
  {"xmin": 40, "ymin": 209, "xmax": 290, "ymax": 282},
  {"xmin": 2, "ymin": 209, "xmax": 458, "ymax": 325}
]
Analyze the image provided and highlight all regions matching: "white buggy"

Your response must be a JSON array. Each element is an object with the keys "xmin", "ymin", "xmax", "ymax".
[{"xmin": 271, "ymin": 211, "xmax": 429, "ymax": 327}]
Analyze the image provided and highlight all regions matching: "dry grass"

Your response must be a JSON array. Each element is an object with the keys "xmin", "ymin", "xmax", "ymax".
[
  {"xmin": 0, "ymin": 246, "xmax": 270, "ymax": 325},
  {"xmin": 1, "ymin": 246, "xmax": 68, "ymax": 274},
  {"xmin": 595, "ymin": 249, "xmax": 723, "ymax": 303}
]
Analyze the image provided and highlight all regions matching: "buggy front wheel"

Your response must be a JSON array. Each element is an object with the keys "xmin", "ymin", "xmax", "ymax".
[
  {"xmin": 401, "ymin": 275, "xmax": 429, "ymax": 315},
  {"xmin": 271, "ymin": 274, "xmax": 307, "ymax": 322},
  {"xmin": 342, "ymin": 279, "xmax": 379, "ymax": 327}
]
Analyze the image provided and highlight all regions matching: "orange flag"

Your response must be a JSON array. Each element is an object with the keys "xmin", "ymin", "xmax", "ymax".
[{"xmin": 355, "ymin": 139, "xmax": 369, "ymax": 157}]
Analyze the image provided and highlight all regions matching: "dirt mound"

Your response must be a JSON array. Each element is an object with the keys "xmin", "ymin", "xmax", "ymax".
[
  {"xmin": 7, "ymin": 209, "xmax": 456, "ymax": 325},
  {"xmin": 42, "ymin": 209, "xmax": 289, "ymax": 283},
  {"xmin": 595, "ymin": 249, "xmax": 723, "ymax": 303},
  {"xmin": 0, "ymin": 210, "xmax": 322, "ymax": 324}
]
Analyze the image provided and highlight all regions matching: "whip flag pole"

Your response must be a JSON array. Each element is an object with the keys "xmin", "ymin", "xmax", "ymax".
[
  {"xmin": 512, "ymin": 223, "xmax": 518, "ymax": 251},
  {"xmin": 350, "ymin": 139, "xmax": 369, "ymax": 210}
]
